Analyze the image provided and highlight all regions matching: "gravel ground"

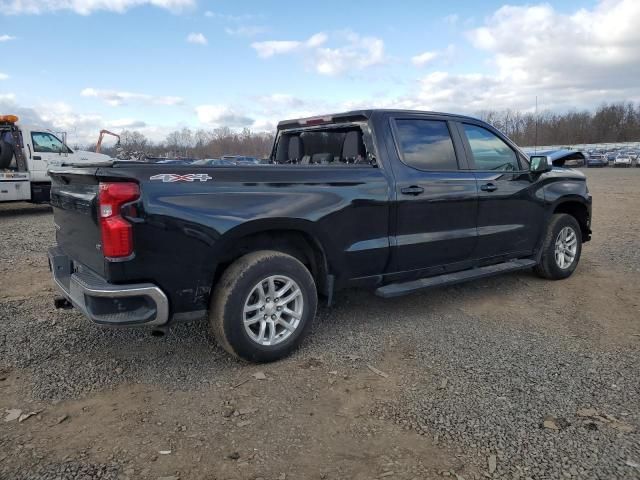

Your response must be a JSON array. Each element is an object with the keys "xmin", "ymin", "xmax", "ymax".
[{"xmin": 1, "ymin": 169, "xmax": 639, "ymax": 479}]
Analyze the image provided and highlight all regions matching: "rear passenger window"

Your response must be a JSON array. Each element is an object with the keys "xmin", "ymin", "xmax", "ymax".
[
  {"xmin": 274, "ymin": 127, "xmax": 370, "ymax": 165},
  {"xmin": 462, "ymin": 124, "xmax": 519, "ymax": 171},
  {"xmin": 394, "ymin": 119, "xmax": 458, "ymax": 170}
]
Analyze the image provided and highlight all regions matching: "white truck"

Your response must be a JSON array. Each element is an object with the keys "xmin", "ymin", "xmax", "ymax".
[{"xmin": 0, "ymin": 114, "xmax": 111, "ymax": 203}]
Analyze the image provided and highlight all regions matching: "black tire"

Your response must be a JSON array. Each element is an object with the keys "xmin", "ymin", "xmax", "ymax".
[
  {"xmin": 0, "ymin": 140, "xmax": 14, "ymax": 169},
  {"xmin": 534, "ymin": 213, "xmax": 582, "ymax": 280},
  {"xmin": 209, "ymin": 250, "xmax": 317, "ymax": 363}
]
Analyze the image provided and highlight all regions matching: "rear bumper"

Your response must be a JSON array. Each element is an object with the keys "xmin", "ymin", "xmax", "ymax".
[{"xmin": 48, "ymin": 246, "xmax": 169, "ymax": 327}]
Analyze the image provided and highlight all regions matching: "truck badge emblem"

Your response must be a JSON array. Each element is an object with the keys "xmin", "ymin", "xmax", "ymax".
[{"xmin": 150, "ymin": 173, "xmax": 212, "ymax": 183}]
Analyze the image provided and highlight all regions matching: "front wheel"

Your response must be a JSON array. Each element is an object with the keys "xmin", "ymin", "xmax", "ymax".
[
  {"xmin": 534, "ymin": 214, "xmax": 582, "ymax": 280},
  {"xmin": 209, "ymin": 250, "xmax": 317, "ymax": 362}
]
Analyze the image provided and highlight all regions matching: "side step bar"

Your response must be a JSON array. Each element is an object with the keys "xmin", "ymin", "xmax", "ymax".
[{"xmin": 375, "ymin": 259, "xmax": 537, "ymax": 298}]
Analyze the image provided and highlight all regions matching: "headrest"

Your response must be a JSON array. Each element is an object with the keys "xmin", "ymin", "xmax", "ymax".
[
  {"xmin": 288, "ymin": 136, "xmax": 303, "ymax": 162},
  {"xmin": 342, "ymin": 131, "xmax": 365, "ymax": 163}
]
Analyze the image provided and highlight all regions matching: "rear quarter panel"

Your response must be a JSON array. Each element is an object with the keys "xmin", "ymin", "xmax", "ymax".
[{"xmin": 102, "ymin": 165, "xmax": 392, "ymax": 315}]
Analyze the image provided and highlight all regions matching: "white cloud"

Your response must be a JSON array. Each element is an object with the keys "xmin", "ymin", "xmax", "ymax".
[
  {"xmin": 0, "ymin": 0, "xmax": 195, "ymax": 15},
  {"xmin": 411, "ymin": 44, "xmax": 455, "ymax": 68},
  {"xmin": 249, "ymin": 118, "xmax": 277, "ymax": 132},
  {"xmin": 314, "ymin": 33, "xmax": 384, "ymax": 76},
  {"xmin": 251, "ymin": 33, "xmax": 329, "ymax": 58},
  {"xmin": 411, "ymin": 51, "xmax": 439, "ymax": 67},
  {"xmin": 254, "ymin": 94, "xmax": 306, "ymax": 110},
  {"xmin": 195, "ymin": 105, "xmax": 254, "ymax": 128},
  {"xmin": 443, "ymin": 14, "xmax": 459, "ymax": 26},
  {"xmin": 108, "ymin": 118, "xmax": 148, "ymax": 128},
  {"xmin": 0, "ymin": 72, "xmax": 8, "ymax": 80},
  {"xmin": 224, "ymin": 26, "xmax": 267, "ymax": 38},
  {"xmin": 186, "ymin": 32, "xmax": 207, "ymax": 45},
  {"xmin": 2, "ymin": 94, "xmax": 231, "ymax": 146},
  {"xmin": 394, "ymin": 0, "xmax": 640, "ymax": 113},
  {"xmin": 207, "ymin": 10, "xmax": 266, "ymax": 38},
  {"xmin": 0, "ymin": 94, "xmax": 106, "ymax": 144},
  {"xmin": 252, "ymin": 31, "xmax": 384, "ymax": 76},
  {"xmin": 81, "ymin": 87, "xmax": 183, "ymax": 107},
  {"xmin": 306, "ymin": 32, "xmax": 328, "ymax": 48},
  {"xmin": 0, "ymin": 34, "xmax": 16, "ymax": 41},
  {"xmin": 0, "ymin": 93, "xmax": 196, "ymax": 146},
  {"xmin": 250, "ymin": 94, "xmax": 329, "ymax": 124},
  {"xmin": 204, "ymin": 10, "xmax": 256, "ymax": 22},
  {"xmin": 469, "ymin": 1, "xmax": 640, "ymax": 107},
  {"xmin": 251, "ymin": 39, "xmax": 305, "ymax": 58}
]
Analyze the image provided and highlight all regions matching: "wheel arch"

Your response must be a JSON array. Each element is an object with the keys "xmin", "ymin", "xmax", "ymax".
[
  {"xmin": 211, "ymin": 220, "xmax": 332, "ymax": 300},
  {"xmin": 552, "ymin": 199, "xmax": 590, "ymax": 241}
]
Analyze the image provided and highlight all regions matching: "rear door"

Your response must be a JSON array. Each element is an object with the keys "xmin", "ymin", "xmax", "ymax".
[
  {"xmin": 384, "ymin": 114, "xmax": 478, "ymax": 280},
  {"xmin": 455, "ymin": 121, "xmax": 545, "ymax": 259}
]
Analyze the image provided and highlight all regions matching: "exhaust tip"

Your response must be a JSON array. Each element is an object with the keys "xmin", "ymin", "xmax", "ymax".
[
  {"xmin": 151, "ymin": 327, "xmax": 167, "ymax": 337},
  {"xmin": 54, "ymin": 296, "xmax": 73, "ymax": 310}
]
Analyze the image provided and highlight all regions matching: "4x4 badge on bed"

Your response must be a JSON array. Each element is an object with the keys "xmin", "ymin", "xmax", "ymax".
[{"xmin": 150, "ymin": 173, "xmax": 212, "ymax": 183}]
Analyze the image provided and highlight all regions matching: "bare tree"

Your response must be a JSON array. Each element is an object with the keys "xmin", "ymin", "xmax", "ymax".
[
  {"xmin": 479, "ymin": 102, "xmax": 640, "ymax": 146},
  {"xmin": 120, "ymin": 130, "xmax": 148, "ymax": 152},
  {"xmin": 79, "ymin": 102, "xmax": 640, "ymax": 158}
]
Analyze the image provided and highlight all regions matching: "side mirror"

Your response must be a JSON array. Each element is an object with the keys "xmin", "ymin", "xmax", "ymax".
[{"xmin": 530, "ymin": 155, "xmax": 551, "ymax": 173}]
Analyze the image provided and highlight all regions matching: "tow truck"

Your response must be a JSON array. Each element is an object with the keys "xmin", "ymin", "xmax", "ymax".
[{"xmin": 0, "ymin": 114, "xmax": 111, "ymax": 203}]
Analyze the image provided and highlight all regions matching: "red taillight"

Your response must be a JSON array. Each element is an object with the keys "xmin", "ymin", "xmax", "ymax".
[{"xmin": 98, "ymin": 182, "xmax": 139, "ymax": 258}]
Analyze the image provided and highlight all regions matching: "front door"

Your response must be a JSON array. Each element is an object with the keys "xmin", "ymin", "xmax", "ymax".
[
  {"xmin": 29, "ymin": 131, "xmax": 69, "ymax": 176},
  {"xmin": 385, "ymin": 115, "xmax": 478, "ymax": 280},
  {"xmin": 456, "ymin": 121, "xmax": 545, "ymax": 259}
]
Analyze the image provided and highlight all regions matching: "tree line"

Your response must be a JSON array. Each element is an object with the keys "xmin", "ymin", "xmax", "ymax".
[
  {"xmin": 479, "ymin": 102, "xmax": 640, "ymax": 147},
  {"xmin": 86, "ymin": 102, "xmax": 640, "ymax": 159},
  {"xmin": 93, "ymin": 127, "xmax": 275, "ymax": 159}
]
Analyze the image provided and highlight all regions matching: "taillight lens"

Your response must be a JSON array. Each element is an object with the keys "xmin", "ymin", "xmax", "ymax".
[{"xmin": 98, "ymin": 182, "xmax": 140, "ymax": 258}]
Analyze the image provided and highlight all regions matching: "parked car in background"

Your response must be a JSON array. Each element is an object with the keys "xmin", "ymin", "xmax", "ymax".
[
  {"xmin": 191, "ymin": 158, "xmax": 235, "ymax": 166},
  {"xmin": 586, "ymin": 154, "xmax": 608, "ymax": 168},
  {"xmin": 191, "ymin": 157, "xmax": 264, "ymax": 166},
  {"xmin": 605, "ymin": 152, "xmax": 617, "ymax": 165},
  {"xmin": 220, "ymin": 155, "xmax": 263, "ymax": 165},
  {"xmin": 614, "ymin": 154, "xmax": 633, "ymax": 167},
  {"xmin": 524, "ymin": 149, "xmax": 586, "ymax": 168}
]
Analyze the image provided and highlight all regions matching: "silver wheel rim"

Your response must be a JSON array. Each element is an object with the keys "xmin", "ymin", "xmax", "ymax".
[
  {"xmin": 243, "ymin": 275, "xmax": 304, "ymax": 346},
  {"xmin": 554, "ymin": 226, "xmax": 578, "ymax": 269}
]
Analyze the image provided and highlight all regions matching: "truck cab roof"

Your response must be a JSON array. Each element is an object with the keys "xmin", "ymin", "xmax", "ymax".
[{"xmin": 277, "ymin": 109, "xmax": 482, "ymax": 129}]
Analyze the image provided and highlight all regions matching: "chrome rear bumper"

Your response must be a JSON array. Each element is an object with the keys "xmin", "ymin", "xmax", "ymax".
[{"xmin": 48, "ymin": 246, "xmax": 169, "ymax": 327}]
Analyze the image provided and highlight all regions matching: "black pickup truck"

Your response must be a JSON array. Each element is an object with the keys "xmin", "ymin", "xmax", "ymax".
[{"xmin": 48, "ymin": 109, "xmax": 592, "ymax": 362}]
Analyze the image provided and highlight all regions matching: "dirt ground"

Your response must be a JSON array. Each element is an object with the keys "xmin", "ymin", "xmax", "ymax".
[{"xmin": 1, "ymin": 169, "xmax": 639, "ymax": 480}]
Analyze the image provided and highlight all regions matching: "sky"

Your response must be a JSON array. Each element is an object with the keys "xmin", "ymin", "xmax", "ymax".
[{"xmin": 1, "ymin": 0, "xmax": 639, "ymax": 145}]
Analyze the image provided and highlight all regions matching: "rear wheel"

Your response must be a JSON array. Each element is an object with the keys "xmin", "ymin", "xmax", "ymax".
[
  {"xmin": 534, "ymin": 214, "xmax": 582, "ymax": 280},
  {"xmin": 209, "ymin": 250, "xmax": 317, "ymax": 362}
]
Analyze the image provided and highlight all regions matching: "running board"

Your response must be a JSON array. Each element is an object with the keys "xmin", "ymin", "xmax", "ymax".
[{"xmin": 375, "ymin": 259, "xmax": 537, "ymax": 298}]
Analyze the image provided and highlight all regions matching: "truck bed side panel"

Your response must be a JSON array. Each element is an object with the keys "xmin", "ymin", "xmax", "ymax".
[{"xmin": 100, "ymin": 165, "xmax": 392, "ymax": 315}]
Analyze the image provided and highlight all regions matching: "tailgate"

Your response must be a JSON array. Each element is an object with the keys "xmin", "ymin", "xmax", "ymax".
[{"xmin": 49, "ymin": 168, "xmax": 105, "ymax": 276}]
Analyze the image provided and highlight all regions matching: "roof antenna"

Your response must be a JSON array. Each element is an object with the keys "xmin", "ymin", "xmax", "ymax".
[{"xmin": 534, "ymin": 95, "xmax": 538, "ymax": 154}]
